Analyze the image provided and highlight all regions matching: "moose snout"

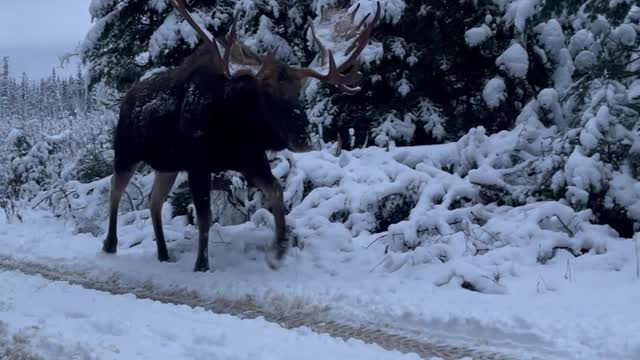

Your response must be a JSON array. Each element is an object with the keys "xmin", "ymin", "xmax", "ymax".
[{"xmin": 289, "ymin": 135, "xmax": 313, "ymax": 153}]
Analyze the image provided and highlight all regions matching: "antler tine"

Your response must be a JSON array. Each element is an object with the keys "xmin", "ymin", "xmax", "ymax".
[
  {"xmin": 295, "ymin": 49, "xmax": 360, "ymax": 87},
  {"xmin": 225, "ymin": 14, "xmax": 238, "ymax": 46},
  {"xmin": 341, "ymin": 63, "xmax": 363, "ymax": 83},
  {"xmin": 307, "ymin": 17, "xmax": 328, "ymax": 65},
  {"xmin": 255, "ymin": 50, "xmax": 279, "ymax": 79},
  {"xmin": 350, "ymin": 3, "xmax": 361, "ymax": 22},
  {"xmin": 356, "ymin": 12, "xmax": 371, "ymax": 30},
  {"xmin": 342, "ymin": 12, "xmax": 372, "ymax": 54},
  {"xmin": 296, "ymin": 1, "xmax": 381, "ymax": 94},
  {"xmin": 169, "ymin": 0, "xmax": 227, "ymax": 75},
  {"xmin": 221, "ymin": 14, "xmax": 239, "ymax": 76},
  {"xmin": 338, "ymin": 83, "xmax": 361, "ymax": 95},
  {"xmin": 337, "ymin": 1, "xmax": 381, "ymax": 73}
]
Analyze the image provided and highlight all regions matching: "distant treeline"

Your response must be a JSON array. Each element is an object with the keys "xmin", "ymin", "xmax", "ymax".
[{"xmin": 0, "ymin": 56, "xmax": 95, "ymax": 122}]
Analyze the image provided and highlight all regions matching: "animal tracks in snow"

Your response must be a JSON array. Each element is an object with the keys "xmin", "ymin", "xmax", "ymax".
[{"xmin": 0, "ymin": 255, "xmax": 518, "ymax": 360}]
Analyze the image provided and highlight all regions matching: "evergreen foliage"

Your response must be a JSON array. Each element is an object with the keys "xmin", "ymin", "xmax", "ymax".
[{"xmin": 2, "ymin": 0, "xmax": 639, "ymax": 235}]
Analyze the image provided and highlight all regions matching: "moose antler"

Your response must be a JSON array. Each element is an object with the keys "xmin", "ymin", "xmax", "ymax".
[
  {"xmin": 296, "ymin": 1, "xmax": 381, "ymax": 94},
  {"xmin": 221, "ymin": 15, "xmax": 238, "ymax": 76},
  {"xmin": 169, "ymin": 0, "xmax": 237, "ymax": 77},
  {"xmin": 170, "ymin": 0, "xmax": 381, "ymax": 93}
]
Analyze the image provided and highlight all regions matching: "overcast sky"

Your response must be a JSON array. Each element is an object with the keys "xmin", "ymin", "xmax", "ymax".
[{"xmin": 0, "ymin": 0, "xmax": 92, "ymax": 80}]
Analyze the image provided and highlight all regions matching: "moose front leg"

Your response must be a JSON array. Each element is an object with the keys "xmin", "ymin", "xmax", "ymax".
[
  {"xmin": 150, "ymin": 171, "xmax": 178, "ymax": 262},
  {"xmin": 250, "ymin": 174, "xmax": 288, "ymax": 269},
  {"xmin": 103, "ymin": 166, "xmax": 137, "ymax": 254},
  {"xmin": 188, "ymin": 171, "xmax": 211, "ymax": 272}
]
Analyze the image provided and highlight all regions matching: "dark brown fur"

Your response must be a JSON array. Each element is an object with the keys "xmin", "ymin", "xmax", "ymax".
[{"xmin": 103, "ymin": 45, "xmax": 311, "ymax": 271}]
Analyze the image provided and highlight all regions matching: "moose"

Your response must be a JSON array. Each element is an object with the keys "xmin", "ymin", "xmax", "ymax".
[{"xmin": 102, "ymin": 0, "xmax": 381, "ymax": 271}]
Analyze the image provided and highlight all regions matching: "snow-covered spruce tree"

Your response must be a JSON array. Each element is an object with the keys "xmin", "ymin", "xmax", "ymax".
[
  {"xmin": 347, "ymin": 0, "xmax": 636, "ymax": 147},
  {"xmin": 310, "ymin": 0, "xmax": 538, "ymax": 147},
  {"xmin": 83, "ymin": 0, "xmax": 239, "ymax": 91},
  {"xmin": 0, "ymin": 55, "xmax": 110, "ymax": 223},
  {"xmin": 469, "ymin": 2, "xmax": 640, "ymax": 237},
  {"xmin": 81, "ymin": 0, "xmax": 541, "ymax": 147},
  {"xmin": 84, "ymin": 1, "xmax": 631, "ymax": 148},
  {"xmin": 0, "ymin": 57, "xmax": 9, "ymax": 120}
]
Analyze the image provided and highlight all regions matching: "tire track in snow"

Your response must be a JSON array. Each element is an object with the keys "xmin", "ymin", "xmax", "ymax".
[{"xmin": 0, "ymin": 255, "xmax": 517, "ymax": 360}]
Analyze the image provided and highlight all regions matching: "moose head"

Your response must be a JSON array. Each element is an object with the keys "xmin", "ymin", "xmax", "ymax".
[{"xmin": 171, "ymin": 0, "xmax": 381, "ymax": 137}]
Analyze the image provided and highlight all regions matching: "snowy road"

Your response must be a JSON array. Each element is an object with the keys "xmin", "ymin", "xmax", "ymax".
[
  {"xmin": 1, "ymin": 269, "xmax": 425, "ymax": 360},
  {"xmin": 1, "ymin": 211, "xmax": 639, "ymax": 360},
  {"xmin": 0, "ymin": 257, "xmax": 512, "ymax": 360}
]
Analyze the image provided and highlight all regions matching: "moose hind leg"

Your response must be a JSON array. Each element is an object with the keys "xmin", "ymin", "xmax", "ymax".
[
  {"xmin": 251, "ymin": 174, "xmax": 287, "ymax": 270},
  {"xmin": 188, "ymin": 171, "xmax": 211, "ymax": 272},
  {"xmin": 150, "ymin": 171, "xmax": 178, "ymax": 262},
  {"xmin": 103, "ymin": 166, "xmax": 136, "ymax": 254}
]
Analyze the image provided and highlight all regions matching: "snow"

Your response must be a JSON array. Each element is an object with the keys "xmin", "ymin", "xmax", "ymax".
[
  {"xmin": 630, "ymin": 5, "xmax": 640, "ymax": 21},
  {"xmin": 355, "ymin": 0, "xmax": 406, "ymax": 25},
  {"xmin": 2, "ymin": 139, "xmax": 640, "ymax": 359},
  {"xmin": 482, "ymin": 77, "xmax": 507, "ymax": 109},
  {"xmin": 251, "ymin": 16, "xmax": 298, "ymax": 64},
  {"xmin": 391, "ymin": 38, "xmax": 407, "ymax": 58},
  {"xmin": 569, "ymin": 29, "xmax": 595, "ymax": 58},
  {"xmin": 149, "ymin": 12, "xmax": 212, "ymax": 58},
  {"xmin": 4, "ymin": 128, "xmax": 22, "ymax": 147},
  {"xmin": 565, "ymin": 150, "xmax": 605, "ymax": 200},
  {"xmin": 373, "ymin": 113, "xmax": 416, "ymax": 146},
  {"xmin": 590, "ymin": 15, "xmax": 611, "ymax": 37},
  {"xmin": 609, "ymin": 0, "xmax": 631, "ymax": 7},
  {"xmin": 5, "ymin": 1, "xmax": 640, "ymax": 358},
  {"xmin": 495, "ymin": 43, "xmax": 529, "ymax": 79},
  {"xmin": 80, "ymin": 5, "xmax": 120, "ymax": 58},
  {"xmin": 574, "ymin": 50, "xmax": 596, "ymax": 70},
  {"xmin": 0, "ymin": 270, "xmax": 422, "ymax": 360},
  {"xmin": 500, "ymin": 0, "xmax": 541, "ymax": 32},
  {"xmin": 552, "ymin": 48, "xmax": 575, "ymax": 92},
  {"xmin": 608, "ymin": 169, "xmax": 640, "ymax": 222},
  {"xmin": 613, "ymin": 23, "xmax": 637, "ymax": 46},
  {"xmin": 149, "ymin": 0, "xmax": 169, "ymax": 13},
  {"xmin": 415, "ymin": 99, "xmax": 446, "ymax": 141},
  {"xmin": 88, "ymin": 0, "xmax": 119, "ymax": 18},
  {"xmin": 396, "ymin": 78, "xmax": 412, "ymax": 97},
  {"xmin": 464, "ymin": 25, "xmax": 492, "ymax": 47},
  {"xmin": 534, "ymin": 88, "xmax": 566, "ymax": 129},
  {"xmin": 579, "ymin": 104, "xmax": 609, "ymax": 151},
  {"xmin": 630, "ymin": 79, "xmax": 640, "ymax": 100},
  {"xmin": 537, "ymin": 88, "xmax": 559, "ymax": 109},
  {"xmin": 536, "ymin": 19, "xmax": 565, "ymax": 61}
]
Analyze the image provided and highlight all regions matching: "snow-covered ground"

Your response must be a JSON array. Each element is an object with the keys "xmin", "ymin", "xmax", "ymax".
[
  {"xmin": 0, "ymin": 270, "xmax": 422, "ymax": 360},
  {"xmin": 1, "ymin": 207, "xmax": 639, "ymax": 359}
]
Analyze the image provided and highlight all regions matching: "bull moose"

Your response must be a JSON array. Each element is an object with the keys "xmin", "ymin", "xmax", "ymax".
[{"xmin": 102, "ymin": 0, "xmax": 381, "ymax": 271}]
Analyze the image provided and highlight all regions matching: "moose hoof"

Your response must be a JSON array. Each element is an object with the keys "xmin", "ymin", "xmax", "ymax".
[
  {"xmin": 193, "ymin": 258, "xmax": 210, "ymax": 272},
  {"xmin": 102, "ymin": 240, "xmax": 117, "ymax": 254},
  {"xmin": 157, "ymin": 251, "xmax": 170, "ymax": 262},
  {"xmin": 266, "ymin": 241, "xmax": 288, "ymax": 270}
]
